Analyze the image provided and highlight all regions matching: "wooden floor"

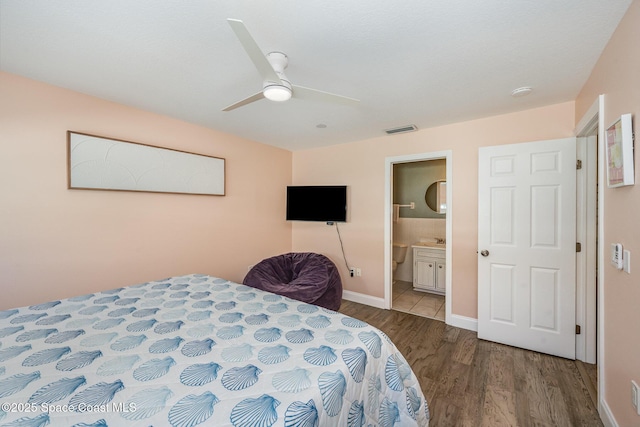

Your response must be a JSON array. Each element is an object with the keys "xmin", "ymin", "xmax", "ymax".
[{"xmin": 339, "ymin": 300, "xmax": 602, "ymax": 427}]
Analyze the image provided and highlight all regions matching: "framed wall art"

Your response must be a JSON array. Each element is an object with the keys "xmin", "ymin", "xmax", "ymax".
[
  {"xmin": 67, "ymin": 131, "xmax": 225, "ymax": 196},
  {"xmin": 605, "ymin": 113, "xmax": 634, "ymax": 188}
]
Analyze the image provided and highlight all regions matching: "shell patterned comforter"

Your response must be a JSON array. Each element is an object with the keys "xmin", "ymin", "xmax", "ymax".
[{"xmin": 0, "ymin": 274, "xmax": 429, "ymax": 426}]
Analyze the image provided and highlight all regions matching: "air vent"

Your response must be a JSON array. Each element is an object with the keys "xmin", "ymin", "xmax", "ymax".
[{"xmin": 384, "ymin": 124, "xmax": 418, "ymax": 135}]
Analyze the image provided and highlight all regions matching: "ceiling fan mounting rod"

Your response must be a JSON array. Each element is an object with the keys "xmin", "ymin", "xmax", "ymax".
[
  {"xmin": 266, "ymin": 52, "xmax": 288, "ymax": 72},
  {"xmin": 264, "ymin": 52, "xmax": 291, "ymax": 85}
]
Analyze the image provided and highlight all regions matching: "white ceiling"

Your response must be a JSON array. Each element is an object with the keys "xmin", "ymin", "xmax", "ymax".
[{"xmin": 0, "ymin": 0, "xmax": 632, "ymax": 151}]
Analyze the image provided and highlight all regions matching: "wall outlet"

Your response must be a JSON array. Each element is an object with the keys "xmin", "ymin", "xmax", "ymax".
[
  {"xmin": 632, "ymin": 380, "xmax": 640, "ymax": 415},
  {"xmin": 355, "ymin": 268, "xmax": 362, "ymax": 277},
  {"xmin": 349, "ymin": 268, "xmax": 355, "ymax": 277},
  {"xmin": 349, "ymin": 268, "xmax": 361, "ymax": 277}
]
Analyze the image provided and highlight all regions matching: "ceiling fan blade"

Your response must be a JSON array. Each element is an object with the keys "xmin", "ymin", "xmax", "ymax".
[
  {"xmin": 222, "ymin": 91, "xmax": 265, "ymax": 111},
  {"xmin": 227, "ymin": 19, "xmax": 281, "ymax": 84},
  {"xmin": 292, "ymin": 85, "xmax": 360, "ymax": 106}
]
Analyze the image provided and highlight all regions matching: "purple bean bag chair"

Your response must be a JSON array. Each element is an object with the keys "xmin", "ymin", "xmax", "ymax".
[{"xmin": 243, "ymin": 252, "xmax": 343, "ymax": 311}]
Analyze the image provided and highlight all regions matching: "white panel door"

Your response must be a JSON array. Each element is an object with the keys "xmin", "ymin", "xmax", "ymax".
[{"xmin": 478, "ymin": 138, "xmax": 576, "ymax": 359}]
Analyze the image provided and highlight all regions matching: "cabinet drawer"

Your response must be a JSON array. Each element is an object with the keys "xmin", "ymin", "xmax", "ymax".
[{"xmin": 414, "ymin": 248, "xmax": 445, "ymax": 259}]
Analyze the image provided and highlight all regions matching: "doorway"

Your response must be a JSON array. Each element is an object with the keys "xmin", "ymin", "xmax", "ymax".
[
  {"xmin": 384, "ymin": 151, "xmax": 453, "ymax": 324},
  {"xmin": 392, "ymin": 159, "xmax": 446, "ymax": 320},
  {"xmin": 476, "ymin": 134, "xmax": 600, "ymax": 359}
]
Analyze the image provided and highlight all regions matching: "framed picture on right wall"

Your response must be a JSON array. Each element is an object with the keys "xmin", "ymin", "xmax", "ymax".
[{"xmin": 606, "ymin": 113, "xmax": 634, "ymax": 187}]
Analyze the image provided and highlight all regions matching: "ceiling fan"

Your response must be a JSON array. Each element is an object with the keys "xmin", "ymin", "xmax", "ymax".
[{"xmin": 223, "ymin": 19, "xmax": 360, "ymax": 112}]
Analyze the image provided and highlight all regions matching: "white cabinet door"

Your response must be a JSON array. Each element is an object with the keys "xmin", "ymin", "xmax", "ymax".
[
  {"xmin": 414, "ymin": 259, "xmax": 435, "ymax": 290},
  {"xmin": 435, "ymin": 262, "xmax": 446, "ymax": 293},
  {"xmin": 478, "ymin": 137, "xmax": 576, "ymax": 359}
]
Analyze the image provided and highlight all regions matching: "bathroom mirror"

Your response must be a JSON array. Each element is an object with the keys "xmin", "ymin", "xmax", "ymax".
[{"xmin": 425, "ymin": 180, "xmax": 447, "ymax": 214}]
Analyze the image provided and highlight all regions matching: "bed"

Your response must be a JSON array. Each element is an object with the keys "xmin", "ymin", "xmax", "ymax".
[{"xmin": 0, "ymin": 274, "xmax": 429, "ymax": 426}]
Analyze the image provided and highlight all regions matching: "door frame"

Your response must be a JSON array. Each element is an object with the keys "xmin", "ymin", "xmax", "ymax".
[
  {"xmin": 574, "ymin": 95, "xmax": 605, "ymax": 393},
  {"xmin": 575, "ymin": 98, "xmax": 600, "ymax": 364},
  {"xmin": 383, "ymin": 150, "xmax": 453, "ymax": 323}
]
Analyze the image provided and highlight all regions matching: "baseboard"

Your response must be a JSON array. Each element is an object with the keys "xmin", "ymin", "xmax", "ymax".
[
  {"xmin": 599, "ymin": 399, "xmax": 618, "ymax": 427},
  {"xmin": 341, "ymin": 290, "xmax": 386, "ymax": 309},
  {"xmin": 342, "ymin": 292, "xmax": 480, "ymax": 331},
  {"xmin": 447, "ymin": 313, "xmax": 478, "ymax": 332}
]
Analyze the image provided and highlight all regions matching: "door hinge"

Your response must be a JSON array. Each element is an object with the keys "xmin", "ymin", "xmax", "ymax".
[
  {"xmin": 576, "ymin": 242, "xmax": 582, "ymax": 253},
  {"xmin": 577, "ymin": 159, "xmax": 582, "ymax": 170},
  {"xmin": 576, "ymin": 325, "xmax": 581, "ymax": 335}
]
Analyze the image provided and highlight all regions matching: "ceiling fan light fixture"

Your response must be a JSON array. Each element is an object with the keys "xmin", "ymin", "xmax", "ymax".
[{"xmin": 264, "ymin": 85, "xmax": 292, "ymax": 102}]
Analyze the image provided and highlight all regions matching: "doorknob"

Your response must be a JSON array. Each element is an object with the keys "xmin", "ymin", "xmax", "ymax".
[{"xmin": 480, "ymin": 250, "xmax": 489, "ymax": 257}]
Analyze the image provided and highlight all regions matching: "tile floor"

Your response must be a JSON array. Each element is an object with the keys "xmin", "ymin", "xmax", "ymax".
[{"xmin": 392, "ymin": 280, "xmax": 445, "ymax": 321}]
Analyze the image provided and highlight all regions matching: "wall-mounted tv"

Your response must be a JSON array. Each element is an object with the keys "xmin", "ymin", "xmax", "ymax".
[{"xmin": 286, "ymin": 186, "xmax": 347, "ymax": 222}]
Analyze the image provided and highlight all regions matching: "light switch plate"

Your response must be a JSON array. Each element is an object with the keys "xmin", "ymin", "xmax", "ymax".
[{"xmin": 623, "ymin": 250, "xmax": 631, "ymax": 274}]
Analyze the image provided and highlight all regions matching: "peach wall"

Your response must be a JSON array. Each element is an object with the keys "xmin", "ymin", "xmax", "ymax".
[
  {"xmin": 0, "ymin": 72, "xmax": 292, "ymax": 309},
  {"xmin": 576, "ymin": 1, "xmax": 640, "ymax": 425},
  {"xmin": 292, "ymin": 101, "xmax": 574, "ymax": 318}
]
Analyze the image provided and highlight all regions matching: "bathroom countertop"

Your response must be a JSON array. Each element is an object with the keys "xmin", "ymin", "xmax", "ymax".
[{"xmin": 412, "ymin": 241, "xmax": 446, "ymax": 249}]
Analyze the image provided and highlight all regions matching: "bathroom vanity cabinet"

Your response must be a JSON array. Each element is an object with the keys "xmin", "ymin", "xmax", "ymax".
[{"xmin": 413, "ymin": 246, "xmax": 446, "ymax": 294}]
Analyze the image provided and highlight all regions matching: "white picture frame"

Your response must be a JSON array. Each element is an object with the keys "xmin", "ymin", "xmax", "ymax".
[
  {"xmin": 605, "ymin": 114, "xmax": 634, "ymax": 188},
  {"xmin": 67, "ymin": 131, "xmax": 225, "ymax": 196}
]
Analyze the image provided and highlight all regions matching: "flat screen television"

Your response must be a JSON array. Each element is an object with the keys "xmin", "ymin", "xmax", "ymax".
[{"xmin": 286, "ymin": 186, "xmax": 347, "ymax": 222}]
